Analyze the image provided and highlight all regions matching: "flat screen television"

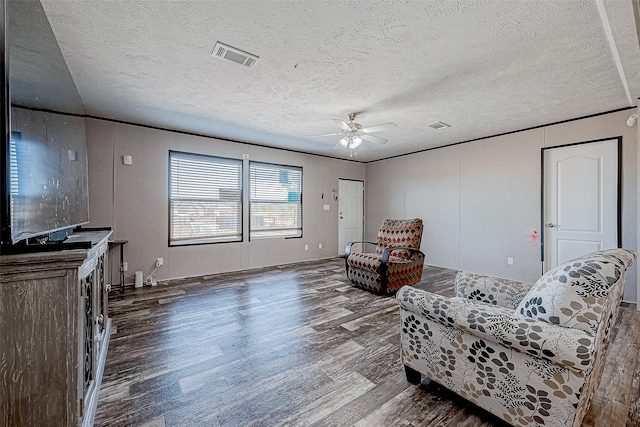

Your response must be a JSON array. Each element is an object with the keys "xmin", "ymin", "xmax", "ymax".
[{"xmin": 1, "ymin": 0, "xmax": 90, "ymax": 253}]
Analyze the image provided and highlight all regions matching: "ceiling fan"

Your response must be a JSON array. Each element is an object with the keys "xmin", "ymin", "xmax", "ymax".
[{"xmin": 305, "ymin": 113, "xmax": 397, "ymax": 151}]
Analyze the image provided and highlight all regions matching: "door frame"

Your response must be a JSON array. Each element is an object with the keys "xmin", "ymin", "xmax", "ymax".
[
  {"xmin": 338, "ymin": 178, "xmax": 365, "ymax": 255},
  {"xmin": 540, "ymin": 136, "xmax": 622, "ymax": 269}
]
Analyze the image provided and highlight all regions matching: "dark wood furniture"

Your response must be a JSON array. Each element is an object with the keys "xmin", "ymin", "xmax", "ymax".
[{"xmin": 0, "ymin": 229, "xmax": 112, "ymax": 427}]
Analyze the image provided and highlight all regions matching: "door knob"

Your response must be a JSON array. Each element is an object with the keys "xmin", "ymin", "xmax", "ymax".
[{"xmin": 546, "ymin": 223, "xmax": 559, "ymax": 228}]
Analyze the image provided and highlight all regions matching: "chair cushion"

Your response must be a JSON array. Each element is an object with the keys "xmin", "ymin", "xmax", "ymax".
[
  {"xmin": 514, "ymin": 249, "xmax": 634, "ymax": 335},
  {"xmin": 347, "ymin": 252, "xmax": 407, "ymax": 272}
]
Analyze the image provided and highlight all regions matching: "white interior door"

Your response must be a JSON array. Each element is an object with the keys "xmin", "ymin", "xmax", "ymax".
[
  {"xmin": 338, "ymin": 179, "xmax": 364, "ymax": 256},
  {"xmin": 543, "ymin": 139, "xmax": 619, "ymax": 270}
]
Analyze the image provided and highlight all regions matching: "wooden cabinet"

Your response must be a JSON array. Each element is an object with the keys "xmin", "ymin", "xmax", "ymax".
[{"xmin": 0, "ymin": 230, "xmax": 113, "ymax": 427}]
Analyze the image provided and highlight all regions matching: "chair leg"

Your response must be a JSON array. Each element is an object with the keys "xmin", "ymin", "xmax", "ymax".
[
  {"xmin": 379, "ymin": 265, "xmax": 388, "ymax": 295},
  {"xmin": 404, "ymin": 365, "xmax": 422, "ymax": 385}
]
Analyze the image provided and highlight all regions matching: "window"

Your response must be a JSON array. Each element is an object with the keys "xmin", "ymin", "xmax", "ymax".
[
  {"xmin": 169, "ymin": 151, "xmax": 242, "ymax": 245},
  {"xmin": 8, "ymin": 133, "xmax": 19, "ymax": 234},
  {"xmin": 9, "ymin": 132, "xmax": 19, "ymax": 197},
  {"xmin": 249, "ymin": 162, "xmax": 302, "ymax": 239}
]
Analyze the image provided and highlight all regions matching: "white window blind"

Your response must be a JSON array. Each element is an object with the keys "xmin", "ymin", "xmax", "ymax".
[
  {"xmin": 9, "ymin": 135, "xmax": 19, "ymax": 229},
  {"xmin": 9, "ymin": 134, "xmax": 18, "ymax": 196},
  {"xmin": 249, "ymin": 162, "xmax": 302, "ymax": 239},
  {"xmin": 169, "ymin": 151, "xmax": 242, "ymax": 245}
]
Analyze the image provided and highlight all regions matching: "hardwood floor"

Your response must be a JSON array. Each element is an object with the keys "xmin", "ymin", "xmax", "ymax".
[{"xmin": 96, "ymin": 258, "xmax": 640, "ymax": 427}]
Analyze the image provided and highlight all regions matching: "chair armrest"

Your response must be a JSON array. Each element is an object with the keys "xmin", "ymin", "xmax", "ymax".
[
  {"xmin": 381, "ymin": 247, "xmax": 425, "ymax": 263},
  {"xmin": 454, "ymin": 271, "xmax": 534, "ymax": 309},
  {"xmin": 396, "ymin": 286, "xmax": 594, "ymax": 371},
  {"xmin": 344, "ymin": 241, "xmax": 377, "ymax": 257}
]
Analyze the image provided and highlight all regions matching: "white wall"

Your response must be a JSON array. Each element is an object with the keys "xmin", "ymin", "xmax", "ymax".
[
  {"xmin": 365, "ymin": 109, "xmax": 638, "ymax": 302},
  {"xmin": 86, "ymin": 118, "xmax": 365, "ymax": 283}
]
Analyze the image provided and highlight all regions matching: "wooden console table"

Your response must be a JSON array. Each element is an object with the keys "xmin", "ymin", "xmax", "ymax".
[{"xmin": 0, "ymin": 229, "xmax": 113, "ymax": 427}]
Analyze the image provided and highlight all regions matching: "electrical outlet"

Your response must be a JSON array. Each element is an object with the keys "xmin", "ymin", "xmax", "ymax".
[
  {"xmin": 122, "ymin": 261, "xmax": 128, "ymax": 272},
  {"xmin": 156, "ymin": 257, "xmax": 163, "ymax": 267},
  {"xmin": 304, "ymin": 244, "xmax": 309, "ymax": 251},
  {"xmin": 318, "ymin": 243, "xmax": 323, "ymax": 249},
  {"xmin": 507, "ymin": 257, "xmax": 514, "ymax": 265}
]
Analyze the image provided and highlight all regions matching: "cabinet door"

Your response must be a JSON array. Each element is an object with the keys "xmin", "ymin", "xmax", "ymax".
[
  {"xmin": 95, "ymin": 252, "xmax": 107, "ymax": 337},
  {"xmin": 81, "ymin": 270, "xmax": 95, "ymax": 401},
  {"xmin": 0, "ymin": 270, "xmax": 73, "ymax": 426}
]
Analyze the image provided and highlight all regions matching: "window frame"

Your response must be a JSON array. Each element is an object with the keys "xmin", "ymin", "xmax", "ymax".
[
  {"xmin": 168, "ymin": 150, "xmax": 243, "ymax": 246},
  {"xmin": 248, "ymin": 161, "xmax": 303, "ymax": 241}
]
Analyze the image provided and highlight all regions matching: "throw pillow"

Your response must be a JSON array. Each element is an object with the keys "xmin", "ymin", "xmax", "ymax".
[{"xmin": 514, "ymin": 249, "xmax": 629, "ymax": 335}]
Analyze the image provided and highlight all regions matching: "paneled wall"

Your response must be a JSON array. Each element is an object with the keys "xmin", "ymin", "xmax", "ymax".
[
  {"xmin": 365, "ymin": 109, "xmax": 639, "ymax": 302},
  {"xmin": 87, "ymin": 108, "xmax": 639, "ymax": 302},
  {"xmin": 86, "ymin": 118, "xmax": 365, "ymax": 282}
]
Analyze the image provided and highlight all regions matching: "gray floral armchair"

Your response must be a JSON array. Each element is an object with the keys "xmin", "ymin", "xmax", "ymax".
[{"xmin": 397, "ymin": 248, "xmax": 635, "ymax": 427}]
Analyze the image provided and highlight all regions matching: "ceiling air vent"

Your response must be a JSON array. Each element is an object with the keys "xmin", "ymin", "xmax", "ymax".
[
  {"xmin": 427, "ymin": 121, "xmax": 451, "ymax": 130},
  {"xmin": 212, "ymin": 42, "xmax": 259, "ymax": 68}
]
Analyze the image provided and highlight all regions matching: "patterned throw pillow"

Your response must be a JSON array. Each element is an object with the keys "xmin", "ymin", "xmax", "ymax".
[{"xmin": 514, "ymin": 249, "xmax": 630, "ymax": 335}]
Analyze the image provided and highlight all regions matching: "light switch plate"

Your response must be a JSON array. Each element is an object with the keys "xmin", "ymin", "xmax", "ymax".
[
  {"xmin": 323, "ymin": 204, "xmax": 330, "ymax": 211},
  {"xmin": 123, "ymin": 155, "xmax": 133, "ymax": 165}
]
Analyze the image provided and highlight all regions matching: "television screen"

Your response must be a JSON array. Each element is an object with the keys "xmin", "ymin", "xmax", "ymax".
[{"xmin": 2, "ymin": 0, "xmax": 89, "ymax": 247}]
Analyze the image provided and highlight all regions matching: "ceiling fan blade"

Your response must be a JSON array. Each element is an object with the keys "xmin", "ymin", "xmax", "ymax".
[
  {"xmin": 333, "ymin": 119, "xmax": 353, "ymax": 131},
  {"xmin": 360, "ymin": 122, "xmax": 397, "ymax": 133},
  {"xmin": 361, "ymin": 134, "xmax": 388, "ymax": 145},
  {"xmin": 305, "ymin": 132, "xmax": 342, "ymax": 138}
]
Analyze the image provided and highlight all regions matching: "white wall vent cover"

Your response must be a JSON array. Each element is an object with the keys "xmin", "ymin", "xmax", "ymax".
[
  {"xmin": 212, "ymin": 42, "xmax": 259, "ymax": 68},
  {"xmin": 427, "ymin": 121, "xmax": 451, "ymax": 130}
]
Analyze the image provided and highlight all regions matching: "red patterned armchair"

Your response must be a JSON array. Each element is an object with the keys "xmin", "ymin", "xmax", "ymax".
[{"xmin": 344, "ymin": 218, "xmax": 425, "ymax": 294}]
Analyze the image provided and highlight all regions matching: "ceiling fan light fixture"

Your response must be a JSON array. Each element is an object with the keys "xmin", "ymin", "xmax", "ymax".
[
  {"xmin": 306, "ymin": 113, "xmax": 396, "ymax": 153},
  {"xmin": 350, "ymin": 136, "xmax": 363, "ymax": 148}
]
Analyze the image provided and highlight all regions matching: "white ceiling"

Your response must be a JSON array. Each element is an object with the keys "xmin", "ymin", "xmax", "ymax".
[{"xmin": 38, "ymin": 0, "xmax": 640, "ymax": 162}]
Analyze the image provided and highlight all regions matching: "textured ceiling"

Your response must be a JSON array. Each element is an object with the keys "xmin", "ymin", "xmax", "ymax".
[{"xmin": 35, "ymin": 0, "xmax": 640, "ymax": 162}]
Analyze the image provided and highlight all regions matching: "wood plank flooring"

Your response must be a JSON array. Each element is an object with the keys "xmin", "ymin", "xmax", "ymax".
[{"xmin": 95, "ymin": 258, "xmax": 640, "ymax": 427}]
